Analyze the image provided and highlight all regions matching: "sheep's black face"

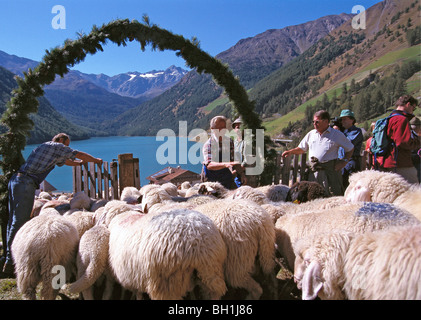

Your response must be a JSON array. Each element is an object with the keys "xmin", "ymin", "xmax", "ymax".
[{"xmin": 286, "ymin": 183, "xmax": 308, "ymax": 204}]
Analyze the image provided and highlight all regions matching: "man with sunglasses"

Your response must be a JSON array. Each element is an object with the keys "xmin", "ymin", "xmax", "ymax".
[{"xmin": 282, "ymin": 110, "xmax": 354, "ymax": 196}]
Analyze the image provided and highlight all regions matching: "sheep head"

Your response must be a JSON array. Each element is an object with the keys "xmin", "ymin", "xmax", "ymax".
[
  {"xmin": 293, "ymin": 244, "xmax": 323, "ymax": 300},
  {"xmin": 344, "ymin": 180, "xmax": 371, "ymax": 203},
  {"xmin": 293, "ymin": 230, "xmax": 354, "ymax": 300},
  {"xmin": 286, "ymin": 181, "xmax": 326, "ymax": 204}
]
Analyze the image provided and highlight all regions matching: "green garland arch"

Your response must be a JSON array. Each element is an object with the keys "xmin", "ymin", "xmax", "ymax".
[{"xmin": 0, "ymin": 17, "xmax": 271, "ymax": 232}]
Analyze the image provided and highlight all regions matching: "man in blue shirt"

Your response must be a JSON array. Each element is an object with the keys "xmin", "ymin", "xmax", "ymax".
[
  {"xmin": 339, "ymin": 109, "xmax": 363, "ymax": 189},
  {"xmin": 0, "ymin": 133, "xmax": 103, "ymax": 278}
]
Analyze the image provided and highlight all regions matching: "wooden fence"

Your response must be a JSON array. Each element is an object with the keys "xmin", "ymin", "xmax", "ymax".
[
  {"xmin": 72, "ymin": 153, "xmax": 140, "ymax": 200},
  {"xmin": 274, "ymin": 150, "xmax": 371, "ymax": 186},
  {"xmin": 72, "ymin": 151, "xmax": 372, "ymax": 199}
]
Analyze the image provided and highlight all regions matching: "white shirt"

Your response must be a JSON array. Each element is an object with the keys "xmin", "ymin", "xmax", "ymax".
[{"xmin": 298, "ymin": 127, "xmax": 354, "ymax": 162}]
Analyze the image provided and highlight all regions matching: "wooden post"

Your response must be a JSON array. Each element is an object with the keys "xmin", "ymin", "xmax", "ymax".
[
  {"xmin": 292, "ymin": 155, "xmax": 299, "ymax": 184},
  {"xmin": 118, "ymin": 153, "xmax": 135, "ymax": 194},
  {"xmin": 110, "ymin": 160, "xmax": 119, "ymax": 200},
  {"xmin": 300, "ymin": 153, "xmax": 307, "ymax": 182},
  {"xmin": 88, "ymin": 162, "xmax": 96, "ymax": 198},
  {"xmin": 133, "ymin": 158, "xmax": 141, "ymax": 189},
  {"xmin": 73, "ymin": 165, "xmax": 82, "ymax": 193},
  {"xmin": 82, "ymin": 163, "xmax": 89, "ymax": 197},
  {"xmin": 281, "ymin": 156, "xmax": 291, "ymax": 186},
  {"xmin": 103, "ymin": 161, "xmax": 110, "ymax": 201},
  {"xmin": 274, "ymin": 153, "xmax": 282, "ymax": 185},
  {"xmin": 97, "ymin": 162, "xmax": 103, "ymax": 199}
]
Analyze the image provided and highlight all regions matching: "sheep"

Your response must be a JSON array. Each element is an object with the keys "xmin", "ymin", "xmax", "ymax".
[
  {"xmin": 256, "ymin": 184, "xmax": 290, "ymax": 202},
  {"xmin": 160, "ymin": 182, "xmax": 178, "ymax": 197},
  {"xmin": 89, "ymin": 198, "xmax": 108, "ymax": 212},
  {"xmin": 345, "ymin": 170, "xmax": 421, "ymax": 220},
  {"xmin": 232, "ymin": 185, "xmax": 268, "ymax": 205},
  {"xmin": 343, "ymin": 224, "xmax": 421, "ymax": 300},
  {"xmin": 30, "ymin": 198, "xmax": 49, "ymax": 218},
  {"xmin": 64, "ymin": 210, "xmax": 96, "ymax": 238},
  {"xmin": 278, "ymin": 196, "xmax": 347, "ymax": 216},
  {"xmin": 67, "ymin": 225, "xmax": 112, "ymax": 300},
  {"xmin": 345, "ymin": 170, "xmax": 411, "ymax": 203},
  {"xmin": 69, "ymin": 191, "xmax": 92, "ymax": 210},
  {"xmin": 275, "ymin": 201, "xmax": 420, "ymax": 270},
  {"xmin": 293, "ymin": 229, "xmax": 354, "ymax": 300},
  {"xmin": 108, "ymin": 209, "xmax": 227, "ymax": 300},
  {"xmin": 261, "ymin": 203, "xmax": 286, "ymax": 224},
  {"xmin": 39, "ymin": 200, "xmax": 70, "ymax": 215},
  {"xmin": 285, "ymin": 180, "xmax": 327, "ymax": 204},
  {"xmin": 11, "ymin": 214, "xmax": 79, "ymax": 300},
  {"xmin": 120, "ymin": 186, "xmax": 142, "ymax": 204},
  {"xmin": 96, "ymin": 200, "xmax": 140, "ymax": 227},
  {"xmin": 197, "ymin": 181, "xmax": 231, "ymax": 199},
  {"xmin": 184, "ymin": 184, "xmax": 200, "ymax": 197},
  {"xmin": 141, "ymin": 185, "xmax": 173, "ymax": 213},
  {"xmin": 194, "ymin": 198, "xmax": 276, "ymax": 300},
  {"xmin": 392, "ymin": 185, "xmax": 421, "ymax": 221},
  {"xmin": 38, "ymin": 191, "xmax": 52, "ymax": 200},
  {"xmin": 57, "ymin": 194, "xmax": 69, "ymax": 201},
  {"xmin": 293, "ymin": 225, "xmax": 421, "ymax": 300}
]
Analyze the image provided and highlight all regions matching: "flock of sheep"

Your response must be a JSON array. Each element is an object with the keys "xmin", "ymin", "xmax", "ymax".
[{"xmin": 9, "ymin": 169, "xmax": 421, "ymax": 300}]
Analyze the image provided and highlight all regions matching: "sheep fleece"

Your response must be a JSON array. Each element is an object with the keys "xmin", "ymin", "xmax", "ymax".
[
  {"xmin": 11, "ymin": 214, "xmax": 79, "ymax": 300},
  {"xmin": 108, "ymin": 209, "xmax": 227, "ymax": 300}
]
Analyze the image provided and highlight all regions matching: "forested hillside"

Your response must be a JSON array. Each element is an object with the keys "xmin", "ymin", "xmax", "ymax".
[
  {"xmin": 257, "ymin": 0, "xmax": 421, "ymax": 142},
  {"xmin": 0, "ymin": 66, "xmax": 90, "ymax": 144}
]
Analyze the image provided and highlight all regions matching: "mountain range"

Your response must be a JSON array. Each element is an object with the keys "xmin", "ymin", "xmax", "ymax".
[{"xmin": 0, "ymin": 0, "xmax": 420, "ymax": 144}]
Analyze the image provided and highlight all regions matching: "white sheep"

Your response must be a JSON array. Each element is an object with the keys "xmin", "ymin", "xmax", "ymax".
[
  {"xmin": 120, "ymin": 186, "xmax": 142, "ymax": 204},
  {"xmin": 11, "ymin": 214, "xmax": 79, "ymax": 300},
  {"xmin": 38, "ymin": 191, "xmax": 52, "ymax": 200},
  {"xmin": 160, "ymin": 182, "xmax": 178, "ymax": 197},
  {"xmin": 345, "ymin": 170, "xmax": 421, "ymax": 221},
  {"xmin": 108, "ymin": 209, "xmax": 227, "ymax": 300},
  {"xmin": 294, "ymin": 225, "xmax": 421, "ymax": 300},
  {"xmin": 141, "ymin": 185, "xmax": 173, "ymax": 213},
  {"xmin": 67, "ymin": 225, "xmax": 112, "ymax": 300},
  {"xmin": 197, "ymin": 181, "xmax": 231, "ymax": 199},
  {"xmin": 194, "ymin": 198, "xmax": 276, "ymax": 300},
  {"xmin": 275, "ymin": 201, "xmax": 420, "ymax": 270},
  {"xmin": 69, "ymin": 191, "xmax": 92, "ymax": 210},
  {"xmin": 232, "ymin": 185, "xmax": 268, "ymax": 205},
  {"xmin": 39, "ymin": 199, "xmax": 70, "ymax": 215},
  {"xmin": 256, "ymin": 184, "xmax": 290, "ymax": 202},
  {"xmin": 96, "ymin": 200, "xmax": 140, "ymax": 227},
  {"xmin": 64, "ymin": 210, "xmax": 96, "ymax": 238}
]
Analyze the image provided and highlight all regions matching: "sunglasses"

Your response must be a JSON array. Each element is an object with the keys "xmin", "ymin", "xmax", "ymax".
[{"xmin": 313, "ymin": 120, "xmax": 326, "ymax": 124}]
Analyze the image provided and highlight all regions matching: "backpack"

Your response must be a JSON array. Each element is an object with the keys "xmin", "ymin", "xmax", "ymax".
[{"xmin": 370, "ymin": 113, "xmax": 402, "ymax": 165}]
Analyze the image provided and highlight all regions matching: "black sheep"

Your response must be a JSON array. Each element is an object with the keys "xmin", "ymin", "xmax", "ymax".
[{"xmin": 286, "ymin": 181, "xmax": 328, "ymax": 204}]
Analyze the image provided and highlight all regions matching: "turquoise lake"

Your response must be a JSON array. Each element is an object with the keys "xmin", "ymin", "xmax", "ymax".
[{"xmin": 22, "ymin": 136, "xmax": 204, "ymax": 192}]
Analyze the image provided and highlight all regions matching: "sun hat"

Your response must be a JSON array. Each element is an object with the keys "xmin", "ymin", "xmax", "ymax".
[
  {"xmin": 339, "ymin": 109, "xmax": 355, "ymax": 118},
  {"xmin": 232, "ymin": 117, "xmax": 242, "ymax": 125}
]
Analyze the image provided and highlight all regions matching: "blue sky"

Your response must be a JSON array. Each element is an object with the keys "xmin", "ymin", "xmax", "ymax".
[{"xmin": 0, "ymin": 0, "xmax": 381, "ymax": 76}]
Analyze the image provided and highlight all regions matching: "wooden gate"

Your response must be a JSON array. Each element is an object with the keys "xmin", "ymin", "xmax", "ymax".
[{"xmin": 72, "ymin": 153, "xmax": 140, "ymax": 200}]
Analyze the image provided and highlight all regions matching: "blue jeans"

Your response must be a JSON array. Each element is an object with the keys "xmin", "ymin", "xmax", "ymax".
[{"xmin": 6, "ymin": 173, "xmax": 37, "ymax": 266}]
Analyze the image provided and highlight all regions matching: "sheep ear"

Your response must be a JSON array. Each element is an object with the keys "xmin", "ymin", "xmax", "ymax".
[{"xmin": 301, "ymin": 260, "xmax": 323, "ymax": 300}]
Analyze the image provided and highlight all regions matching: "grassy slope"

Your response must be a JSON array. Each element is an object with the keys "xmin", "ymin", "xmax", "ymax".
[
  {"xmin": 261, "ymin": 0, "xmax": 421, "ymax": 137},
  {"xmin": 263, "ymin": 44, "xmax": 421, "ymax": 137}
]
